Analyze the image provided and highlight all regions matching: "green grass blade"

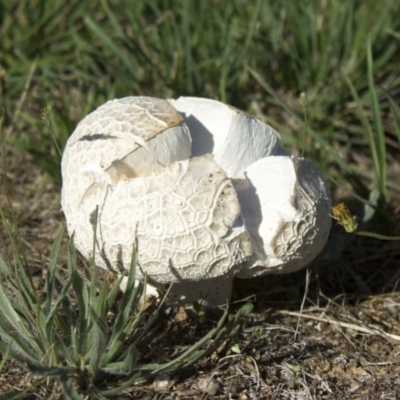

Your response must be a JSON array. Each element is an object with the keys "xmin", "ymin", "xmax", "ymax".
[
  {"xmin": 0, "ymin": 335, "xmax": 41, "ymax": 368},
  {"xmin": 0, "ymin": 282, "xmax": 35, "ymax": 345},
  {"xmin": 0, "ymin": 343, "xmax": 10, "ymax": 371},
  {"xmin": 87, "ymin": 307, "xmax": 108, "ymax": 375},
  {"xmin": 100, "ymin": 343, "xmax": 139, "ymax": 375},
  {"xmin": 26, "ymin": 363, "xmax": 77, "ymax": 377},
  {"xmin": 87, "ymin": 387, "xmax": 109, "ymax": 400},
  {"xmin": 68, "ymin": 237, "xmax": 89, "ymax": 354},
  {"xmin": 0, "ymin": 388, "xmax": 32, "ymax": 400},
  {"xmin": 14, "ymin": 258, "xmax": 38, "ymax": 307},
  {"xmin": 93, "ymin": 277, "xmax": 109, "ymax": 319},
  {"xmin": 0, "ymin": 253, "xmax": 11, "ymax": 276},
  {"xmin": 59, "ymin": 375, "xmax": 85, "ymax": 400},
  {"xmin": 84, "ymin": 16, "xmax": 139, "ymax": 81},
  {"xmin": 106, "ymin": 272, "xmax": 126, "ymax": 306},
  {"xmin": 129, "ymin": 279, "xmax": 172, "ymax": 348},
  {"xmin": 45, "ymin": 279, "xmax": 72, "ymax": 331},
  {"xmin": 0, "ymin": 261, "xmax": 38, "ymax": 331},
  {"xmin": 386, "ymin": 93, "xmax": 400, "ymax": 148},
  {"xmin": 45, "ymin": 226, "xmax": 65, "ymax": 312},
  {"xmin": 367, "ymin": 38, "xmax": 387, "ymax": 202},
  {"xmin": 345, "ymin": 76, "xmax": 380, "ymax": 192},
  {"xmin": 103, "ymin": 249, "xmax": 141, "ymax": 364}
]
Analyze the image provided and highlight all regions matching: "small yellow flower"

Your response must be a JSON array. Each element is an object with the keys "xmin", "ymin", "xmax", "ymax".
[{"xmin": 331, "ymin": 203, "xmax": 358, "ymax": 233}]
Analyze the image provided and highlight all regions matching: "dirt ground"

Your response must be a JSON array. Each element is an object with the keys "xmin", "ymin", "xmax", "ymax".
[{"xmin": 1, "ymin": 146, "xmax": 400, "ymax": 399}]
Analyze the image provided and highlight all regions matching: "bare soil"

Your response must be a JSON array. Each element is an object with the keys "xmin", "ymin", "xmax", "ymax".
[{"xmin": 1, "ymin": 146, "xmax": 400, "ymax": 399}]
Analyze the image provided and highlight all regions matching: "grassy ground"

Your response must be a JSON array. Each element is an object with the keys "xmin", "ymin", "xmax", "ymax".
[{"xmin": 1, "ymin": 0, "xmax": 400, "ymax": 398}]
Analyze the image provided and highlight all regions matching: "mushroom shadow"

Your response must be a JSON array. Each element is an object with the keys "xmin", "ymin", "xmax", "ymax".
[
  {"xmin": 231, "ymin": 178, "xmax": 264, "ymax": 254},
  {"xmin": 179, "ymin": 112, "xmax": 265, "ymax": 257},
  {"xmin": 179, "ymin": 113, "xmax": 215, "ymax": 157}
]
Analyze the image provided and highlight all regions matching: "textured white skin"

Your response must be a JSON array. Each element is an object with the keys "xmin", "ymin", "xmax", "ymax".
[
  {"xmin": 95, "ymin": 154, "xmax": 252, "ymax": 282},
  {"xmin": 168, "ymin": 97, "xmax": 281, "ymax": 178},
  {"xmin": 237, "ymin": 156, "xmax": 332, "ymax": 277},
  {"xmin": 169, "ymin": 97, "xmax": 331, "ymax": 279},
  {"xmin": 61, "ymin": 96, "xmax": 332, "ymax": 305}
]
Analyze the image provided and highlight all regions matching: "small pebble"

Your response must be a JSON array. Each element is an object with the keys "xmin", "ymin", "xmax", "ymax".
[
  {"xmin": 196, "ymin": 376, "xmax": 219, "ymax": 395},
  {"xmin": 153, "ymin": 373, "xmax": 170, "ymax": 391}
]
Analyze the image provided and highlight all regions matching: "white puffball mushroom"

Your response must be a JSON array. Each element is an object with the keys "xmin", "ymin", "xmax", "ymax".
[
  {"xmin": 62, "ymin": 96, "xmax": 253, "ymax": 304},
  {"xmin": 61, "ymin": 96, "xmax": 332, "ymax": 306}
]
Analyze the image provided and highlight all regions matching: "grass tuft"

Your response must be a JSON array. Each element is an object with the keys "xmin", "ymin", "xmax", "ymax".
[{"xmin": 0, "ymin": 225, "xmax": 253, "ymax": 398}]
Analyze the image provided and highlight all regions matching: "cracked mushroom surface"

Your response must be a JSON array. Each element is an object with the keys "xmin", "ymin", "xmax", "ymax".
[{"xmin": 61, "ymin": 96, "xmax": 332, "ymax": 305}]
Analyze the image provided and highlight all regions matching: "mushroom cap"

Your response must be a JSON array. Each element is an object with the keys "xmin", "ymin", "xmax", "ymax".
[
  {"xmin": 61, "ymin": 96, "xmax": 253, "ymax": 284},
  {"xmin": 61, "ymin": 95, "xmax": 332, "ymax": 297}
]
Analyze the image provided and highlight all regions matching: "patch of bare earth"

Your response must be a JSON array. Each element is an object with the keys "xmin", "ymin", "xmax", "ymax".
[{"xmin": 1, "ymin": 146, "xmax": 400, "ymax": 399}]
